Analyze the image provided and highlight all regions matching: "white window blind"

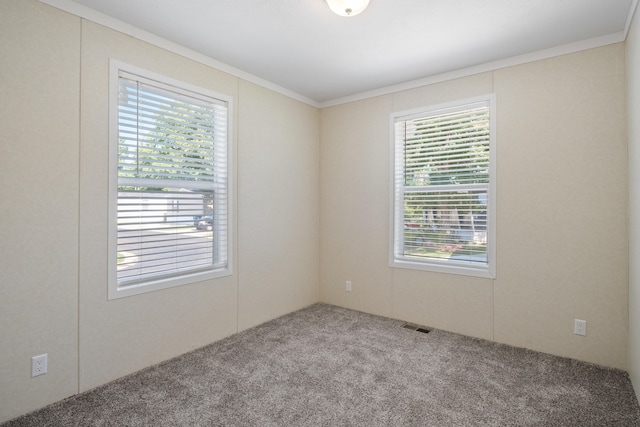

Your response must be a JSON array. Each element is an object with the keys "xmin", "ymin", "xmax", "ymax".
[
  {"xmin": 391, "ymin": 96, "xmax": 495, "ymax": 277},
  {"xmin": 113, "ymin": 68, "xmax": 229, "ymax": 293}
]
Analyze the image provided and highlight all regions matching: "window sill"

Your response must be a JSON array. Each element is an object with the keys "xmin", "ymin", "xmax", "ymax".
[
  {"xmin": 391, "ymin": 257, "xmax": 495, "ymax": 279},
  {"xmin": 108, "ymin": 267, "xmax": 231, "ymax": 300}
]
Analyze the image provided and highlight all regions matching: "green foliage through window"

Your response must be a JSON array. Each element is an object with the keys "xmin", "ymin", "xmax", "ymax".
[
  {"xmin": 393, "ymin": 99, "xmax": 492, "ymax": 268},
  {"xmin": 115, "ymin": 70, "xmax": 229, "ymax": 288}
]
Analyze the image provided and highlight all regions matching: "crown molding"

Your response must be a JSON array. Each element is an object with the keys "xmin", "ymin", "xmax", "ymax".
[{"xmin": 626, "ymin": 0, "xmax": 639, "ymax": 38}]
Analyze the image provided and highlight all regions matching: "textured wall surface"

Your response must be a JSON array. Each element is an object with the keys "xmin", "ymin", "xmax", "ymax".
[
  {"xmin": 0, "ymin": 1, "xmax": 81, "ymax": 421},
  {"xmin": 320, "ymin": 44, "xmax": 628, "ymax": 369}
]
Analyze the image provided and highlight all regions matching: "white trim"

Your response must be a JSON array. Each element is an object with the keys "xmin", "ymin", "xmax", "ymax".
[
  {"xmin": 321, "ymin": 32, "xmax": 625, "ymax": 108},
  {"xmin": 108, "ymin": 59, "xmax": 234, "ymax": 300},
  {"xmin": 38, "ymin": 0, "xmax": 319, "ymax": 108},
  {"xmin": 107, "ymin": 59, "xmax": 119, "ymax": 299},
  {"xmin": 389, "ymin": 94, "xmax": 496, "ymax": 279},
  {"xmin": 487, "ymin": 95, "xmax": 497, "ymax": 279},
  {"xmin": 110, "ymin": 269, "xmax": 231, "ymax": 300},
  {"xmin": 626, "ymin": 0, "xmax": 640, "ymax": 38},
  {"xmin": 392, "ymin": 258, "xmax": 495, "ymax": 279}
]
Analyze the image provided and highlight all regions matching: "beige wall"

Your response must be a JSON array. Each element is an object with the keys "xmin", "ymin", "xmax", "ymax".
[
  {"xmin": 237, "ymin": 80, "xmax": 320, "ymax": 331},
  {"xmin": 0, "ymin": 1, "xmax": 81, "ymax": 419},
  {"xmin": 493, "ymin": 46, "xmax": 627, "ymax": 367},
  {"xmin": 320, "ymin": 44, "xmax": 628, "ymax": 369},
  {"xmin": 0, "ymin": 0, "xmax": 319, "ymax": 422},
  {"xmin": 320, "ymin": 96, "xmax": 395, "ymax": 318},
  {"xmin": 628, "ymin": 5, "xmax": 640, "ymax": 402}
]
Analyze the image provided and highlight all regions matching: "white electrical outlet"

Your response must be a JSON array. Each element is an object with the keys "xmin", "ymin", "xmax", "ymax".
[
  {"xmin": 32, "ymin": 354, "xmax": 48, "ymax": 377},
  {"xmin": 346, "ymin": 281, "xmax": 352, "ymax": 292},
  {"xmin": 574, "ymin": 319, "xmax": 587, "ymax": 336}
]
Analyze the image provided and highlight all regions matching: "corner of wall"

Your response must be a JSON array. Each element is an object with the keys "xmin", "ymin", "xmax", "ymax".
[{"xmin": 626, "ymin": 0, "xmax": 640, "ymax": 401}]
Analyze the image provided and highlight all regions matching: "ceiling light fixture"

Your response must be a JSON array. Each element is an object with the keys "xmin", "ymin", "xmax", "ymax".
[{"xmin": 325, "ymin": 0, "xmax": 370, "ymax": 17}]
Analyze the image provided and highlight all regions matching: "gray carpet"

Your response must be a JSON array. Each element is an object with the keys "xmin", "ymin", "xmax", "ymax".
[{"xmin": 4, "ymin": 303, "xmax": 640, "ymax": 426}]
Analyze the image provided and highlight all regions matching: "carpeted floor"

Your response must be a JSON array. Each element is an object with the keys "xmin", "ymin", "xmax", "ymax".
[{"xmin": 4, "ymin": 303, "xmax": 640, "ymax": 426}]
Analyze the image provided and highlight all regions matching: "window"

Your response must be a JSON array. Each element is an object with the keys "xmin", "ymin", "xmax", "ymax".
[
  {"xmin": 390, "ymin": 95, "xmax": 495, "ymax": 278},
  {"xmin": 108, "ymin": 61, "xmax": 232, "ymax": 299}
]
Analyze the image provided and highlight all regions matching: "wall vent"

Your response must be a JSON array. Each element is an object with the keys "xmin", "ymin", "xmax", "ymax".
[{"xmin": 402, "ymin": 323, "xmax": 432, "ymax": 334}]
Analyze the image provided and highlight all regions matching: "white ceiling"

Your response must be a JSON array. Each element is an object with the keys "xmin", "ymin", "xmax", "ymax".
[{"xmin": 46, "ymin": 0, "xmax": 636, "ymax": 105}]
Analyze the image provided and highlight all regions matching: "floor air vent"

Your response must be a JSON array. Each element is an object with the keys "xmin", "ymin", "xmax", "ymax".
[{"xmin": 402, "ymin": 323, "xmax": 432, "ymax": 334}]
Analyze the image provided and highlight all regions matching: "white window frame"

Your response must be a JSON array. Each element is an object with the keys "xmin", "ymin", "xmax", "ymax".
[
  {"xmin": 108, "ymin": 60, "xmax": 233, "ymax": 299},
  {"xmin": 389, "ymin": 94, "xmax": 496, "ymax": 278}
]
